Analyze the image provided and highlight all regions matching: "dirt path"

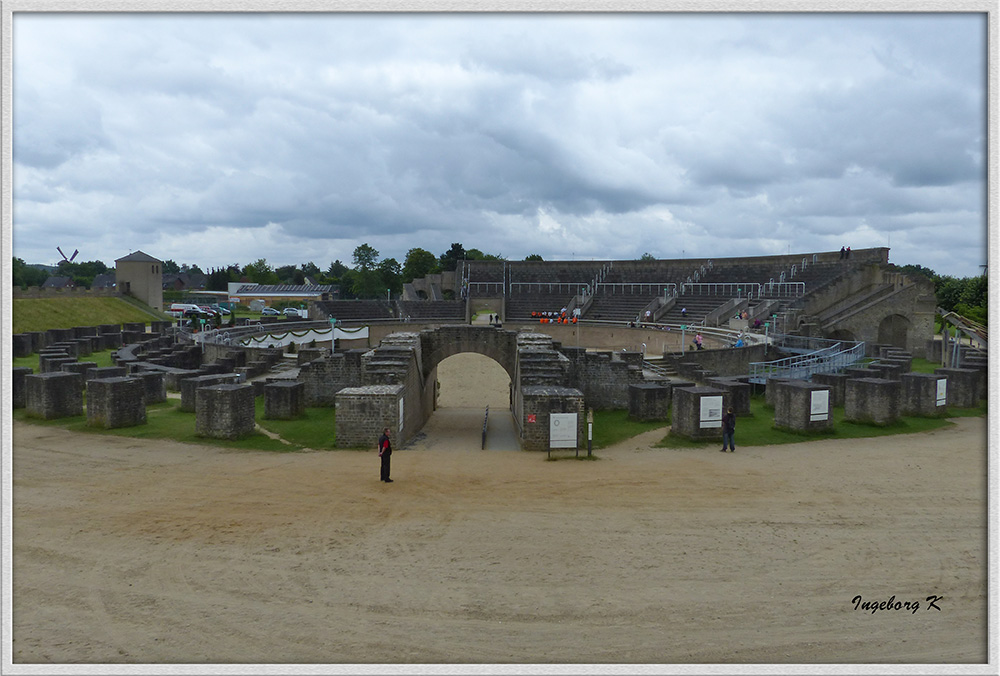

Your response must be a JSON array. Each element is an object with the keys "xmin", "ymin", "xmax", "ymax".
[{"xmin": 8, "ymin": 353, "xmax": 989, "ymax": 665}]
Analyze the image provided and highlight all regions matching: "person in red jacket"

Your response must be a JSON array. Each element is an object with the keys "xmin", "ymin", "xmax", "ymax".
[{"xmin": 378, "ymin": 427, "xmax": 393, "ymax": 482}]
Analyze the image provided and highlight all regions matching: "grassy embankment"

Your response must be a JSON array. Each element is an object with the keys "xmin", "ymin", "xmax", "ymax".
[{"xmin": 11, "ymin": 296, "xmax": 169, "ymax": 335}]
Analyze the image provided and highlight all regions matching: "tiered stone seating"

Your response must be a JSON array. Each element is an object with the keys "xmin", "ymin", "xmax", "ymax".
[
  {"xmin": 314, "ymin": 300, "xmax": 396, "ymax": 322},
  {"xmin": 396, "ymin": 300, "xmax": 465, "ymax": 321},
  {"xmin": 506, "ymin": 292, "xmax": 577, "ymax": 322}
]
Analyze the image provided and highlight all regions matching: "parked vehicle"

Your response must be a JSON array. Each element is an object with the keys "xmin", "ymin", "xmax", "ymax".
[
  {"xmin": 283, "ymin": 307, "xmax": 305, "ymax": 318},
  {"xmin": 260, "ymin": 307, "xmax": 280, "ymax": 316},
  {"xmin": 210, "ymin": 304, "xmax": 231, "ymax": 316},
  {"xmin": 170, "ymin": 303, "xmax": 203, "ymax": 315}
]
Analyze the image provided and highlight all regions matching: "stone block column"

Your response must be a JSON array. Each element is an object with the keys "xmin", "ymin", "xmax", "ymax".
[
  {"xmin": 844, "ymin": 378, "xmax": 901, "ymax": 425},
  {"xmin": 811, "ymin": 372, "xmax": 849, "ymax": 407},
  {"xmin": 181, "ymin": 373, "xmax": 240, "ymax": 412},
  {"xmin": 773, "ymin": 380, "xmax": 833, "ymax": 432},
  {"xmin": 628, "ymin": 383, "xmax": 671, "ymax": 422},
  {"xmin": 519, "ymin": 386, "xmax": 585, "ymax": 451},
  {"xmin": 335, "ymin": 385, "xmax": 405, "ymax": 448},
  {"xmin": 933, "ymin": 368, "xmax": 980, "ymax": 408},
  {"xmin": 12, "ymin": 367, "xmax": 32, "ymax": 408},
  {"xmin": 25, "ymin": 372, "xmax": 83, "ymax": 419},
  {"xmin": 900, "ymin": 373, "xmax": 948, "ymax": 417},
  {"xmin": 670, "ymin": 386, "xmax": 728, "ymax": 441},
  {"xmin": 86, "ymin": 377, "xmax": 147, "ymax": 428},
  {"xmin": 137, "ymin": 371, "xmax": 167, "ymax": 405},
  {"xmin": 265, "ymin": 381, "xmax": 306, "ymax": 420},
  {"xmin": 195, "ymin": 383, "xmax": 257, "ymax": 440}
]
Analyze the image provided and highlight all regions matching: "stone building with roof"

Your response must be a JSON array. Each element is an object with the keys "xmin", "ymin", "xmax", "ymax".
[{"xmin": 115, "ymin": 250, "xmax": 164, "ymax": 311}]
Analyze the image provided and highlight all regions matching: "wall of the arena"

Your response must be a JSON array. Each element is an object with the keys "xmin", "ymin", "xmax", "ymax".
[{"xmin": 666, "ymin": 343, "xmax": 769, "ymax": 379}]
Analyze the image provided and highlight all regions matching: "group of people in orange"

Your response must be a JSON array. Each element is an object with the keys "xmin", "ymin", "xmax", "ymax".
[{"xmin": 532, "ymin": 309, "xmax": 578, "ymax": 324}]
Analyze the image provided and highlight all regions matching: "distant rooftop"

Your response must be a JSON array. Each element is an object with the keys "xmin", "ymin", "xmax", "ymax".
[
  {"xmin": 115, "ymin": 250, "xmax": 162, "ymax": 264},
  {"xmin": 235, "ymin": 284, "xmax": 333, "ymax": 294}
]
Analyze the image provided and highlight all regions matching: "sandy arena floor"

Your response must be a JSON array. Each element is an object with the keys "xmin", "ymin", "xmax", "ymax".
[{"xmin": 9, "ymin": 354, "xmax": 990, "ymax": 666}]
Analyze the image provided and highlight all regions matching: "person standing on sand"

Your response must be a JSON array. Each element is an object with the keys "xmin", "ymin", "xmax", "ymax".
[
  {"xmin": 378, "ymin": 427, "xmax": 393, "ymax": 483},
  {"xmin": 720, "ymin": 407, "xmax": 736, "ymax": 452}
]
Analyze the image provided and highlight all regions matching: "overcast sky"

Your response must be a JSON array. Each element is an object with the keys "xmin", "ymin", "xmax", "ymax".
[{"xmin": 11, "ymin": 11, "xmax": 989, "ymax": 277}]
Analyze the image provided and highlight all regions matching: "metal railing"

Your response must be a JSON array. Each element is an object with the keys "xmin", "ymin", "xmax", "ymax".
[
  {"xmin": 681, "ymin": 282, "xmax": 762, "ymax": 298},
  {"xmin": 482, "ymin": 405, "xmax": 489, "ymax": 450},
  {"xmin": 747, "ymin": 337, "xmax": 865, "ymax": 384}
]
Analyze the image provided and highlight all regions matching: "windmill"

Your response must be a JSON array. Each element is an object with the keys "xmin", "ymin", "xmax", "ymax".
[{"xmin": 56, "ymin": 247, "xmax": 79, "ymax": 263}]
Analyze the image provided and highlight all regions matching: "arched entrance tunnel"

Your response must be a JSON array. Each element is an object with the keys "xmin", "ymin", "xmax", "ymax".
[{"xmin": 408, "ymin": 352, "xmax": 519, "ymax": 451}]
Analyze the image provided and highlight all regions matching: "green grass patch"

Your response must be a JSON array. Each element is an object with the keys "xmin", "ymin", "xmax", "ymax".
[
  {"xmin": 655, "ymin": 398, "xmax": 985, "ymax": 449},
  {"xmin": 590, "ymin": 409, "xmax": 670, "ymax": 450},
  {"xmin": 12, "ymin": 297, "xmax": 164, "ymax": 334},
  {"xmin": 13, "ymin": 400, "xmax": 297, "ymax": 453},
  {"xmin": 254, "ymin": 398, "xmax": 337, "ymax": 450}
]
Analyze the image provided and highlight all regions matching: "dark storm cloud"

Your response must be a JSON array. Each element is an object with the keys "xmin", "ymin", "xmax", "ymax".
[{"xmin": 10, "ymin": 12, "xmax": 988, "ymax": 278}]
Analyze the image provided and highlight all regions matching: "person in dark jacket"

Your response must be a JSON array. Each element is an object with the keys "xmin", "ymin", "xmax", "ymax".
[
  {"xmin": 378, "ymin": 427, "xmax": 393, "ymax": 482},
  {"xmin": 720, "ymin": 407, "xmax": 736, "ymax": 452}
]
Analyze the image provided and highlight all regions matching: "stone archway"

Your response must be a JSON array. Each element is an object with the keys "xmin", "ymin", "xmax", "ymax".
[{"xmin": 877, "ymin": 314, "xmax": 911, "ymax": 350}]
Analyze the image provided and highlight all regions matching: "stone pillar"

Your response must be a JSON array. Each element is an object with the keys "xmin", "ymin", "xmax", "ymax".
[
  {"xmin": 26, "ymin": 331, "xmax": 47, "ymax": 352},
  {"xmin": 933, "ymin": 368, "xmax": 981, "ymax": 408},
  {"xmin": 150, "ymin": 320, "xmax": 172, "ymax": 333},
  {"xmin": 12, "ymin": 367, "xmax": 32, "ymax": 408},
  {"xmin": 706, "ymin": 378, "xmax": 751, "ymax": 416},
  {"xmin": 628, "ymin": 383, "xmax": 671, "ymax": 422},
  {"xmin": 42, "ymin": 356, "xmax": 77, "ymax": 374},
  {"xmin": 25, "ymin": 372, "xmax": 84, "ymax": 419},
  {"xmin": 123, "ymin": 322, "xmax": 146, "ymax": 333},
  {"xmin": 86, "ymin": 377, "xmax": 147, "ymax": 429},
  {"xmin": 61, "ymin": 361, "xmax": 99, "ymax": 388},
  {"xmin": 98, "ymin": 323, "xmax": 122, "ymax": 334},
  {"xmin": 73, "ymin": 326, "xmax": 99, "ymax": 338},
  {"xmin": 844, "ymin": 378, "xmax": 901, "ymax": 425},
  {"xmin": 670, "ymin": 386, "xmax": 728, "ymax": 441},
  {"xmin": 13, "ymin": 334, "xmax": 33, "ymax": 358},
  {"xmin": 773, "ymin": 380, "xmax": 833, "ymax": 432},
  {"xmin": 810, "ymin": 372, "xmax": 849, "ymax": 407},
  {"xmin": 181, "ymin": 373, "xmax": 241, "ymax": 412},
  {"xmin": 195, "ymin": 383, "xmax": 256, "ymax": 440},
  {"xmin": 335, "ymin": 384, "xmax": 405, "ymax": 448},
  {"xmin": 87, "ymin": 366, "xmax": 128, "ymax": 382},
  {"xmin": 137, "ymin": 371, "xmax": 167, "ymax": 404},
  {"xmin": 869, "ymin": 363, "xmax": 903, "ymax": 381},
  {"xmin": 518, "ymin": 386, "xmax": 585, "ymax": 451},
  {"xmin": 901, "ymin": 373, "xmax": 949, "ymax": 417},
  {"xmin": 264, "ymin": 381, "xmax": 306, "ymax": 420}
]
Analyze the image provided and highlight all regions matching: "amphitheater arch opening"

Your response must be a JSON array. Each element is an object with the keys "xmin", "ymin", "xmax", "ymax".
[
  {"xmin": 877, "ymin": 314, "xmax": 911, "ymax": 350},
  {"xmin": 416, "ymin": 352, "xmax": 518, "ymax": 451}
]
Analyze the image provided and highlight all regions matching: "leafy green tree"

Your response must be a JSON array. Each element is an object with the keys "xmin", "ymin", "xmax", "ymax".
[
  {"xmin": 327, "ymin": 259, "xmax": 350, "ymax": 279},
  {"xmin": 242, "ymin": 258, "xmax": 279, "ymax": 285},
  {"xmin": 378, "ymin": 257, "xmax": 402, "ymax": 297},
  {"xmin": 438, "ymin": 242, "xmax": 466, "ymax": 272},
  {"xmin": 402, "ymin": 247, "xmax": 438, "ymax": 283},
  {"xmin": 162, "ymin": 259, "xmax": 181, "ymax": 274},
  {"xmin": 640, "ymin": 252, "xmax": 656, "ymax": 261},
  {"xmin": 524, "ymin": 254, "xmax": 544, "ymax": 261},
  {"xmin": 55, "ymin": 259, "xmax": 108, "ymax": 288},
  {"xmin": 352, "ymin": 244, "xmax": 382, "ymax": 298},
  {"xmin": 12, "ymin": 257, "xmax": 48, "ymax": 288},
  {"xmin": 301, "ymin": 262, "xmax": 321, "ymax": 279}
]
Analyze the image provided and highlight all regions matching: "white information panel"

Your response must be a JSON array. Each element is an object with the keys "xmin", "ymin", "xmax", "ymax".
[
  {"xmin": 810, "ymin": 390, "xmax": 830, "ymax": 421},
  {"xmin": 700, "ymin": 396, "xmax": 723, "ymax": 428},
  {"xmin": 936, "ymin": 379, "xmax": 947, "ymax": 407},
  {"xmin": 398, "ymin": 398, "xmax": 405, "ymax": 433},
  {"xmin": 549, "ymin": 413, "xmax": 578, "ymax": 448}
]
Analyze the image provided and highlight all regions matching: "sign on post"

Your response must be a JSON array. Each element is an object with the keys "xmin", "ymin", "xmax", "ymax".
[{"xmin": 549, "ymin": 413, "xmax": 578, "ymax": 449}]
